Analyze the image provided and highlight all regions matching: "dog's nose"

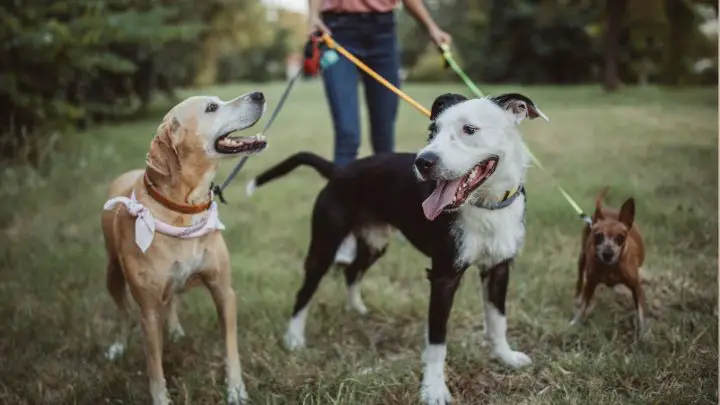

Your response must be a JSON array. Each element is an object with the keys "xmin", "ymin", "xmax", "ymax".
[
  {"xmin": 414, "ymin": 152, "xmax": 438, "ymax": 177},
  {"xmin": 601, "ymin": 251, "xmax": 614, "ymax": 262},
  {"xmin": 249, "ymin": 92, "xmax": 265, "ymax": 102}
]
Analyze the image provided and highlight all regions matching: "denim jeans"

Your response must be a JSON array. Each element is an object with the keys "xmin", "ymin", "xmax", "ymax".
[{"xmin": 321, "ymin": 11, "xmax": 400, "ymax": 167}]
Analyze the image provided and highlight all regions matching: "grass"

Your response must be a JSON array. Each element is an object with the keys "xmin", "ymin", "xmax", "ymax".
[{"xmin": 0, "ymin": 82, "xmax": 717, "ymax": 405}]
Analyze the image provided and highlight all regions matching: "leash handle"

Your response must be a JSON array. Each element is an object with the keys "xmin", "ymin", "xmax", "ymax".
[{"xmin": 439, "ymin": 46, "xmax": 591, "ymax": 224}]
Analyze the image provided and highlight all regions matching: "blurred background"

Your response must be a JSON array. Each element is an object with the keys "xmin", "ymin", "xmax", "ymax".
[{"xmin": 1, "ymin": 0, "xmax": 717, "ymax": 161}]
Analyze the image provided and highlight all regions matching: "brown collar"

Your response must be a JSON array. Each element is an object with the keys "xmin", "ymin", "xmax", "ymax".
[{"xmin": 143, "ymin": 172, "xmax": 212, "ymax": 214}]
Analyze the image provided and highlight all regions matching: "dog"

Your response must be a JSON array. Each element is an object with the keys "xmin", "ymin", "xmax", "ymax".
[
  {"xmin": 101, "ymin": 92, "xmax": 267, "ymax": 405},
  {"xmin": 246, "ymin": 93, "xmax": 548, "ymax": 404},
  {"xmin": 571, "ymin": 187, "xmax": 647, "ymax": 338}
]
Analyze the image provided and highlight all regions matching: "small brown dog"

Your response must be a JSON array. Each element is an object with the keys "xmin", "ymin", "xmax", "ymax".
[
  {"xmin": 101, "ymin": 92, "xmax": 266, "ymax": 405},
  {"xmin": 571, "ymin": 187, "xmax": 647, "ymax": 338}
]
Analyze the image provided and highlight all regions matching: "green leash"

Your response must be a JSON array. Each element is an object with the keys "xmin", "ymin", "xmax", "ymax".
[{"xmin": 439, "ymin": 44, "xmax": 591, "ymax": 225}]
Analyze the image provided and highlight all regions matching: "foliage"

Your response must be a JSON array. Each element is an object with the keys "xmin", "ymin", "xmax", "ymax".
[
  {"xmin": 0, "ymin": 0, "xmax": 204, "ymax": 158},
  {"xmin": 0, "ymin": 0, "xmax": 302, "ymax": 159},
  {"xmin": 397, "ymin": 0, "xmax": 718, "ymax": 87}
]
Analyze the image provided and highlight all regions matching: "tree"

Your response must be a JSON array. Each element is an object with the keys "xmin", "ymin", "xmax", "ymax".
[{"xmin": 603, "ymin": 0, "xmax": 626, "ymax": 92}]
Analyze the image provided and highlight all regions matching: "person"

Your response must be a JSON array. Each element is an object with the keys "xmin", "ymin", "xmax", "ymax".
[{"xmin": 307, "ymin": 0, "xmax": 452, "ymax": 264}]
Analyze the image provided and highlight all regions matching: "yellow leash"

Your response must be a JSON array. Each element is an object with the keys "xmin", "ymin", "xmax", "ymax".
[
  {"xmin": 321, "ymin": 34, "xmax": 431, "ymax": 117},
  {"xmin": 320, "ymin": 33, "xmax": 591, "ymax": 224}
]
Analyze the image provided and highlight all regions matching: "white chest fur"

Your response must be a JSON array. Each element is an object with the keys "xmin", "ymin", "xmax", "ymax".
[
  {"xmin": 453, "ymin": 196, "xmax": 526, "ymax": 269},
  {"xmin": 167, "ymin": 240, "xmax": 207, "ymax": 292}
]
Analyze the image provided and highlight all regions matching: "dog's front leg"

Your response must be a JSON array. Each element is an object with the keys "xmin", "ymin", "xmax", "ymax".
[
  {"xmin": 630, "ymin": 281, "xmax": 648, "ymax": 339},
  {"xmin": 139, "ymin": 307, "xmax": 170, "ymax": 405},
  {"xmin": 205, "ymin": 264, "xmax": 247, "ymax": 405},
  {"xmin": 421, "ymin": 266, "xmax": 464, "ymax": 405},
  {"xmin": 480, "ymin": 260, "xmax": 532, "ymax": 369}
]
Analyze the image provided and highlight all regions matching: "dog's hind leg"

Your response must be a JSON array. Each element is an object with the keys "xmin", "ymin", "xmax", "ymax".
[
  {"xmin": 575, "ymin": 252, "xmax": 585, "ymax": 306},
  {"xmin": 105, "ymin": 258, "xmax": 130, "ymax": 361},
  {"xmin": 284, "ymin": 223, "xmax": 347, "ymax": 350},
  {"xmin": 343, "ymin": 240, "xmax": 387, "ymax": 315},
  {"xmin": 166, "ymin": 296, "xmax": 185, "ymax": 342}
]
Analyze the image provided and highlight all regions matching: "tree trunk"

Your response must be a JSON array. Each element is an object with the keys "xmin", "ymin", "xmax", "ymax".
[
  {"xmin": 193, "ymin": 34, "xmax": 220, "ymax": 87},
  {"xmin": 603, "ymin": 0, "xmax": 625, "ymax": 92}
]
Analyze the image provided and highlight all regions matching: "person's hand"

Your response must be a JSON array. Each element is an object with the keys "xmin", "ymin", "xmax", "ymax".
[
  {"xmin": 428, "ymin": 25, "xmax": 452, "ymax": 48},
  {"xmin": 308, "ymin": 13, "xmax": 331, "ymax": 36}
]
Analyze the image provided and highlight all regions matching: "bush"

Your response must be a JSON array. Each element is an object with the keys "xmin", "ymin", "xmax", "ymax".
[{"xmin": 0, "ymin": 0, "xmax": 203, "ymax": 159}]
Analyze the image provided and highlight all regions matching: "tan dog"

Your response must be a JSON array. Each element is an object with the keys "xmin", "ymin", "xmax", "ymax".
[
  {"xmin": 571, "ymin": 187, "xmax": 647, "ymax": 338},
  {"xmin": 101, "ymin": 92, "xmax": 266, "ymax": 405}
]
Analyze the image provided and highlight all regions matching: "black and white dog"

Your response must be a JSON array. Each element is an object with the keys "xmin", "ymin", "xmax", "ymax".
[{"xmin": 247, "ymin": 93, "xmax": 548, "ymax": 404}]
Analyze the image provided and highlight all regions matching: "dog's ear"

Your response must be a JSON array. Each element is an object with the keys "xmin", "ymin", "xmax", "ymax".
[
  {"xmin": 146, "ymin": 116, "xmax": 182, "ymax": 181},
  {"xmin": 592, "ymin": 186, "xmax": 609, "ymax": 222},
  {"xmin": 430, "ymin": 93, "xmax": 468, "ymax": 121},
  {"xmin": 491, "ymin": 93, "xmax": 549, "ymax": 124},
  {"xmin": 619, "ymin": 197, "xmax": 635, "ymax": 229}
]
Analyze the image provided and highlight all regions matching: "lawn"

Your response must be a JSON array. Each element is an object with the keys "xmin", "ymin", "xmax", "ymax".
[{"xmin": 0, "ymin": 82, "xmax": 717, "ymax": 405}]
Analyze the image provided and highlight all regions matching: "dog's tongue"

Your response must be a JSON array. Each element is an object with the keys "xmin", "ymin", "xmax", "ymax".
[{"xmin": 422, "ymin": 179, "xmax": 462, "ymax": 221}]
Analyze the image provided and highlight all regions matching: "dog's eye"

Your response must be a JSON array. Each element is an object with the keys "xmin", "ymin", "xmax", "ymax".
[
  {"xmin": 593, "ymin": 233, "xmax": 604, "ymax": 244},
  {"xmin": 615, "ymin": 235, "xmax": 625, "ymax": 244},
  {"xmin": 427, "ymin": 122, "xmax": 437, "ymax": 142},
  {"xmin": 205, "ymin": 103, "xmax": 219, "ymax": 113},
  {"xmin": 462, "ymin": 124, "xmax": 478, "ymax": 135}
]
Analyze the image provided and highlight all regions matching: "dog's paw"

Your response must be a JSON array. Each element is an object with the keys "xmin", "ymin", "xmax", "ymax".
[
  {"xmin": 105, "ymin": 342, "xmax": 125, "ymax": 361},
  {"xmin": 283, "ymin": 329, "xmax": 306, "ymax": 351},
  {"xmin": 227, "ymin": 383, "xmax": 248, "ymax": 405},
  {"xmin": 493, "ymin": 349, "xmax": 532, "ymax": 369},
  {"xmin": 169, "ymin": 325, "xmax": 186, "ymax": 343},
  {"xmin": 346, "ymin": 299, "xmax": 369, "ymax": 315},
  {"xmin": 420, "ymin": 378, "xmax": 453, "ymax": 405}
]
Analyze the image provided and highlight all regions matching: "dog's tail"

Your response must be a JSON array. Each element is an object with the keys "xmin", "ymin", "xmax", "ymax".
[
  {"xmin": 592, "ymin": 186, "xmax": 610, "ymax": 222},
  {"xmin": 246, "ymin": 152, "xmax": 335, "ymax": 196}
]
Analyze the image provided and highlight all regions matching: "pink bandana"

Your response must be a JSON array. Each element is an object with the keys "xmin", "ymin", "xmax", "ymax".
[{"xmin": 103, "ymin": 191, "xmax": 225, "ymax": 253}]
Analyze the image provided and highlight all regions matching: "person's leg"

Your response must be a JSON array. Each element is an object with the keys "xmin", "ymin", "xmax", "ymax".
[
  {"xmin": 362, "ymin": 13, "xmax": 400, "ymax": 155},
  {"xmin": 321, "ymin": 17, "xmax": 362, "ymax": 167},
  {"xmin": 321, "ymin": 14, "xmax": 363, "ymax": 263}
]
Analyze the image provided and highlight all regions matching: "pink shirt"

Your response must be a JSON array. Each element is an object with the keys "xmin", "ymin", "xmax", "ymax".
[{"xmin": 322, "ymin": 0, "xmax": 400, "ymax": 13}]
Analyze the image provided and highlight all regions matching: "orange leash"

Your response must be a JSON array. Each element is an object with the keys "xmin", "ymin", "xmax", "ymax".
[{"xmin": 320, "ymin": 33, "xmax": 432, "ymax": 118}]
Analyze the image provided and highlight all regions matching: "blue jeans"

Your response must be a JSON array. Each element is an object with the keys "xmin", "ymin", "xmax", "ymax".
[{"xmin": 321, "ymin": 11, "xmax": 400, "ymax": 167}]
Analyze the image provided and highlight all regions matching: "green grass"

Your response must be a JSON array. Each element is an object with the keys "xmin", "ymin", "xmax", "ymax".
[{"xmin": 0, "ymin": 82, "xmax": 717, "ymax": 405}]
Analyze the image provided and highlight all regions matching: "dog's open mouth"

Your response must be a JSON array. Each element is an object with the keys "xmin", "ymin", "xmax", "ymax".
[
  {"xmin": 422, "ymin": 156, "xmax": 499, "ymax": 221},
  {"xmin": 214, "ymin": 133, "xmax": 267, "ymax": 154}
]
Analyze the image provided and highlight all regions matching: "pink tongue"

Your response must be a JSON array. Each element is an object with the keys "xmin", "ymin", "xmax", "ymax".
[{"xmin": 422, "ymin": 178, "xmax": 462, "ymax": 221}]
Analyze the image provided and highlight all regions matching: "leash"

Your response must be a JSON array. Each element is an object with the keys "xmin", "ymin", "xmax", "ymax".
[
  {"xmin": 320, "ymin": 33, "xmax": 590, "ymax": 225},
  {"xmin": 212, "ymin": 68, "xmax": 304, "ymax": 204},
  {"xmin": 320, "ymin": 33, "xmax": 431, "ymax": 117},
  {"xmin": 438, "ymin": 44, "xmax": 592, "ymax": 225}
]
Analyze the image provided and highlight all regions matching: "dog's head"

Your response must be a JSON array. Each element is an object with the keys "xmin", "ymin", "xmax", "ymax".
[
  {"xmin": 415, "ymin": 92, "xmax": 548, "ymax": 220},
  {"xmin": 145, "ymin": 92, "xmax": 267, "ymax": 182},
  {"xmin": 590, "ymin": 196, "xmax": 636, "ymax": 266}
]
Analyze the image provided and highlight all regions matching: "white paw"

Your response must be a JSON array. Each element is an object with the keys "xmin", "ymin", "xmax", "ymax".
[
  {"xmin": 346, "ymin": 299, "xmax": 368, "ymax": 315},
  {"xmin": 283, "ymin": 329, "xmax": 306, "ymax": 351},
  {"xmin": 105, "ymin": 342, "xmax": 125, "ymax": 361},
  {"xmin": 492, "ymin": 349, "xmax": 532, "ymax": 369},
  {"xmin": 227, "ymin": 383, "xmax": 248, "ymax": 405},
  {"xmin": 245, "ymin": 179, "xmax": 256, "ymax": 197},
  {"xmin": 420, "ymin": 378, "xmax": 453, "ymax": 405},
  {"xmin": 169, "ymin": 325, "xmax": 186, "ymax": 342}
]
